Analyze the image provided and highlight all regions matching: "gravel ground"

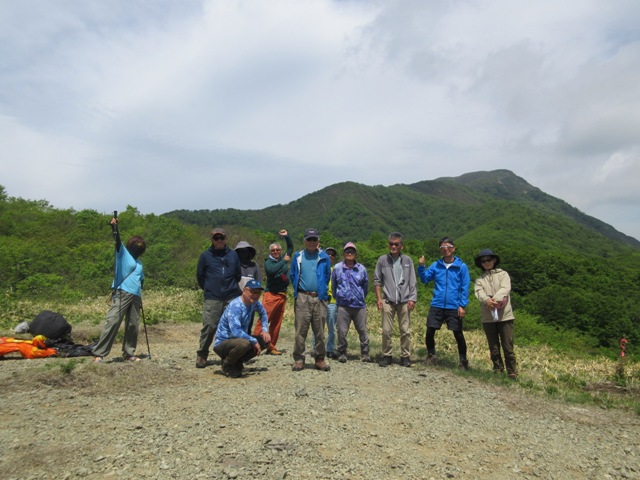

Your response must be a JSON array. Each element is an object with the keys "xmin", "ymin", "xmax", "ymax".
[{"xmin": 1, "ymin": 322, "xmax": 639, "ymax": 480}]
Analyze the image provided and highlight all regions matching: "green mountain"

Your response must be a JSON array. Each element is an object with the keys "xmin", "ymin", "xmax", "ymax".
[{"xmin": 164, "ymin": 169, "xmax": 639, "ymax": 252}]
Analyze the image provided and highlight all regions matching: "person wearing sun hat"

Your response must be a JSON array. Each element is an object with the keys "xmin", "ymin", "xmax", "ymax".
[{"xmin": 473, "ymin": 248, "xmax": 517, "ymax": 379}]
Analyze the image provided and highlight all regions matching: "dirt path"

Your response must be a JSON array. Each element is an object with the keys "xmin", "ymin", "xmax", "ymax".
[{"xmin": 1, "ymin": 323, "xmax": 639, "ymax": 480}]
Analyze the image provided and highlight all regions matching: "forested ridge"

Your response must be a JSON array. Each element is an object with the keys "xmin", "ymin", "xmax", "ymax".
[{"xmin": 1, "ymin": 169, "xmax": 639, "ymax": 358}]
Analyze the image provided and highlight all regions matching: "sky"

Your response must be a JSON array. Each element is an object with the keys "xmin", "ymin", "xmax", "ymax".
[{"xmin": 1, "ymin": 0, "xmax": 639, "ymax": 240}]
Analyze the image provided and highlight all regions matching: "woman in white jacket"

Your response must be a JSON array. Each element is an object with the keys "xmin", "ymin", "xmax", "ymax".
[{"xmin": 473, "ymin": 249, "xmax": 517, "ymax": 379}]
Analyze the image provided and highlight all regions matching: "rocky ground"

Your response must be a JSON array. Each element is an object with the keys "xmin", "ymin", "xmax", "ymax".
[{"xmin": 1, "ymin": 322, "xmax": 639, "ymax": 480}]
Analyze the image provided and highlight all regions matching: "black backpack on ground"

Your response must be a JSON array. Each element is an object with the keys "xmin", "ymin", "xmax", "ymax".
[{"xmin": 29, "ymin": 310, "xmax": 72, "ymax": 340}]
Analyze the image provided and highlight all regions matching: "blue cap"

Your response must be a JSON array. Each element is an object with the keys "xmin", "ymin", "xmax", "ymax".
[{"xmin": 245, "ymin": 279, "xmax": 264, "ymax": 290}]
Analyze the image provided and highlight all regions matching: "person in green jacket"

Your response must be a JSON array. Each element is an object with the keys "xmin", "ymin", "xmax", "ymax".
[{"xmin": 255, "ymin": 229, "xmax": 294, "ymax": 355}]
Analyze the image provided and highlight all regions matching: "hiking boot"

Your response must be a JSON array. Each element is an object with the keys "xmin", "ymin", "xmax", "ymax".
[
  {"xmin": 268, "ymin": 348, "xmax": 283, "ymax": 355},
  {"xmin": 378, "ymin": 356, "xmax": 392, "ymax": 367},
  {"xmin": 315, "ymin": 357, "xmax": 330, "ymax": 371},
  {"xmin": 195, "ymin": 357, "xmax": 207, "ymax": 369},
  {"xmin": 327, "ymin": 351, "xmax": 339, "ymax": 360},
  {"xmin": 508, "ymin": 373, "xmax": 519, "ymax": 380},
  {"xmin": 361, "ymin": 354, "xmax": 372, "ymax": 363},
  {"xmin": 338, "ymin": 353, "xmax": 347, "ymax": 363},
  {"xmin": 292, "ymin": 361, "xmax": 305, "ymax": 372},
  {"xmin": 400, "ymin": 356, "xmax": 412, "ymax": 367},
  {"xmin": 222, "ymin": 363, "xmax": 242, "ymax": 378},
  {"xmin": 425, "ymin": 354, "xmax": 437, "ymax": 365},
  {"xmin": 459, "ymin": 357, "xmax": 470, "ymax": 370}
]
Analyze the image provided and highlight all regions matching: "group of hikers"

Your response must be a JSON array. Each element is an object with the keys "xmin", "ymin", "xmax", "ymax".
[{"xmin": 92, "ymin": 220, "xmax": 518, "ymax": 380}]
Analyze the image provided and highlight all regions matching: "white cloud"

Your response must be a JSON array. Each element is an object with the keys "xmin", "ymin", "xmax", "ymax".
[{"xmin": 1, "ymin": 0, "xmax": 639, "ymax": 240}]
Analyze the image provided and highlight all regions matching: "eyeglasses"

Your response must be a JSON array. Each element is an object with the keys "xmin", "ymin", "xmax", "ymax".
[
  {"xmin": 270, "ymin": 248, "xmax": 281, "ymax": 252},
  {"xmin": 344, "ymin": 249, "xmax": 356, "ymax": 255},
  {"xmin": 481, "ymin": 257, "xmax": 495, "ymax": 263},
  {"xmin": 305, "ymin": 237, "xmax": 318, "ymax": 242},
  {"xmin": 328, "ymin": 253, "xmax": 336, "ymax": 257},
  {"xmin": 212, "ymin": 235, "xmax": 226, "ymax": 241},
  {"xmin": 439, "ymin": 245, "xmax": 454, "ymax": 250},
  {"xmin": 388, "ymin": 242, "xmax": 401, "ymax": 247}
]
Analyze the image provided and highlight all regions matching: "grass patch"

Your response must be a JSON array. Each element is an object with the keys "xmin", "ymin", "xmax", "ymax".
[{"xmin": 2, "ymin": 288, "xmax": 639, "ymax": 414}]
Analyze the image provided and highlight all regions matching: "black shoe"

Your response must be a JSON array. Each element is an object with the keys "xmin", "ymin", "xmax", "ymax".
[
  {"xmin": 400, "ymin": 357, "xmax": 412, "ymax": 367},
  {"xmin": 196, "ymin": 357, "xmax": 207, "ymax": 369},
  {"xmin": 459, "ymin": 358, "xmax": 469, "ymax": 370},
  {"xmin": 222, "ymin": 363, "xmax": 242, "ymax": 378},
  {"xmin": 378, "ymin": 356, "xmax": 392, "ymax": 367},
  {"xmin": 327, "ymin": 352, "xmax": 338, "ymax": 360}
]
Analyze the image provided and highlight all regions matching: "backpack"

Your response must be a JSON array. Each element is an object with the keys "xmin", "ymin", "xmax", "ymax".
[{"xmin": 29, "ymin": 310, "xmax": 72, "ymax": 340}]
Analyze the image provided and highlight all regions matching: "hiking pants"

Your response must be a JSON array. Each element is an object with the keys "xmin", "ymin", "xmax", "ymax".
[
  {"xmin": 381, "ymin": 301, "xmax": 411, "ymax": 358},
  {"xmin": 197, "ymin": 298, "xmax": 232, "ymax": 359},
  {"xmin": 483, "ymin": 320, "xmax": 517, "ymax": 375},
  {"xmin": 336, "ymin": 306, "xmax": 369, "ymax": 356},
  {"xmin": 93, "ymin": 290, "xmax": 141, "ymax": 358},
  {"xmin": 293, "ymin": 294, "xmax": 327, "ymax": 362}
]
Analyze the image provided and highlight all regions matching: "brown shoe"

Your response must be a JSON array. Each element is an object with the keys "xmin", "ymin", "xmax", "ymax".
[
  {"xmin": 292, "ymin": 361, "xmax": 304, "ymax": 371},
  {"xmin": 268, "ymin": 348, "xmax": 283, "ymax": 355},
  {"xmin": 195, "ymin": 357, "xmax": 207, "ymax": 369},
  {"xmin": 315, "ymin": 357, "xmax": 330, "ymax": 372}
]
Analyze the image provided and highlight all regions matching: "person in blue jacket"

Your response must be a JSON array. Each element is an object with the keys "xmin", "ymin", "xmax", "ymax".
[
  {"xmin": 195, "ymin": 227, "xmax": 242, "ymax": 369},
  {"xmin": 289, "ymin": 228, "xmax": 332, "ymax": 372},
  {"xmin": 418, "ymin": 236, "xmax": 471, "ymax": 369}
]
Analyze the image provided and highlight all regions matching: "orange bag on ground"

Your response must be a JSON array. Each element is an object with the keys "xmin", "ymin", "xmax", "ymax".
[{"xmin": 0, "ymin": 336, "xmax": 58, "ymax": 359}]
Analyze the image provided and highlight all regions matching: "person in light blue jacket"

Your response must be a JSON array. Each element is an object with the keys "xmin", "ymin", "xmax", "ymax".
[
  {"xmin": 213, "ymin": 280, "xmax": 271, "ymax": 378},
  {"xmin": 93, "ymin": 217, "xmax": 146, "ymax": 363},
  {"xmin": 332, "ymin": 242, "xmax": 371, "ymax": 363},
  {"xmin": 418, "ymin": 236, "xmax": 470, "ymax": 369}
]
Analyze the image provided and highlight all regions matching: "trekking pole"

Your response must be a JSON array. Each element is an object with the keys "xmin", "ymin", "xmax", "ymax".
[{"xmin": 140, "ymin": 302, "xmax": 152, "ymax": 359}]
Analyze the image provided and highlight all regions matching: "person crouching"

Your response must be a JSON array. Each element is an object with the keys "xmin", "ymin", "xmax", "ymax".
[{"xmin": 213, "ymin": 280, "xmax": 271, "ymax": 378}]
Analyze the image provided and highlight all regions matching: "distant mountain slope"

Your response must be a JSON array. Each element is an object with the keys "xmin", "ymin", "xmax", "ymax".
[{"xmin": 163, "ymin": 170, "xmax": 640, "ymax": 252}]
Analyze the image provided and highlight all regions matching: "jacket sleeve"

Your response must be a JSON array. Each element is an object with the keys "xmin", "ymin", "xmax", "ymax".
[
  {"xmin": 362, "ymin": 267, "xmax": 369, "ymax": 298},
  {"xmin": 373, "ymin": 257, "xmax": 383, "ymax": 286},
  {"xmin": 196, "ymin": 252, "xmax": 206, "ymax": 290},
  {"xmin": 406, "ymin": 257, "xmax": 418, "ymax": 302},
  {"xmin": 474, "ymin": 276, "xmax": 490, "ymax": 304},
  {"xmin": 284, "ymin": 235, "xmax": 294, "ymax": 257},
  {"xmin": 257, "ymin": 302, "xmax": 269, "ymax": 333},
  {"xmin": 459, "ymin": 264, "xmax": 470, "ymax": 308},
  {"xmin": 493, "ymin": 271, "xmax": 511, "ymax": 302}
]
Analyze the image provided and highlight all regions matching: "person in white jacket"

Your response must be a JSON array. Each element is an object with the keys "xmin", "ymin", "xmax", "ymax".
[{"xmin": 473, "ymin": 249, "xmax": 518, "ymax": 379}]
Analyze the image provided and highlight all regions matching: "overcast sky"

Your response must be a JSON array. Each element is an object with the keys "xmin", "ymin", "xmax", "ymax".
[{"xmin": 2, "ymin": 0, "xmax": 639, "ymax": 240}]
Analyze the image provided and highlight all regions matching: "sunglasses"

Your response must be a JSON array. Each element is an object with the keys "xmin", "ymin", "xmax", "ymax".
[
  {"xmin": 344, "ymin": 249, "xmax": 356, "ymax": 255},
  {"xmin": 439, "ymin": 245, "xmax": 454, "ymax": 250},
  {"xmin": 305, "ymin": 237, "xmax": 319, "ymax": 242},
  {"xmin": 388, "ymin": 242, "xmax": 401, "ymax": 247},
  {"xmin": 481, "ymin": 257, "xmax": 495, "ymax": 263},
  {"xmin": 212, "ymin": 234, "xmax": 226, "ymax": 241}
]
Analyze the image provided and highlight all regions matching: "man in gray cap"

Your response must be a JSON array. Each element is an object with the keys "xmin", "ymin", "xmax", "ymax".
[
  {"xmin": 195, "ymin": 227, "xmax": 242, "ymax": 369},
  {"xmin": 289, "ymin": 228, "xmax": 332, "ymax": 371}
]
